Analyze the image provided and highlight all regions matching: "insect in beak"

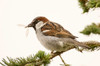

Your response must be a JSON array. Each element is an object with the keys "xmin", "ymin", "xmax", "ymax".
[
  {"xmin": 17, "ymin": 24, "xmax": 26, "ymax": 27},
  {"xmin": 18, "ymin": 24, "xmax": 29, "ymax": 37},
  {"xmin": 25, "ymin": 28, "xmax": 29, "ymax": 37}
]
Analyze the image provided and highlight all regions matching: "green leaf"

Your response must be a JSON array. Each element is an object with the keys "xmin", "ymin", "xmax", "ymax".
[{"xmin": 80, "ymin": 23, "xmax": 100, "ymax": 35}]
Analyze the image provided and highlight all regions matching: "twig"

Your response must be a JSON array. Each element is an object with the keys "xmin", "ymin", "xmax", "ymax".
[
  {"xmin": 59, "ymin": 54, "xmax": 68, "ymax": 66},
  {"xmin": 50, "ymin": 46, "xmax": 75, "ymax": 59}
]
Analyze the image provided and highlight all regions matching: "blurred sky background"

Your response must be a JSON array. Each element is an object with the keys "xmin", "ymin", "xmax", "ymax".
[{"xmin": 0, "ymin": 0, "xmax": 100, "ymax": 66}]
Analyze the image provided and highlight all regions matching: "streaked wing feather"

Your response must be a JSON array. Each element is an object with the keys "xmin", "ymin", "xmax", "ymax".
[{"xmin": 41, "ymin": 22, "xmax": 77, "ymax": 39}]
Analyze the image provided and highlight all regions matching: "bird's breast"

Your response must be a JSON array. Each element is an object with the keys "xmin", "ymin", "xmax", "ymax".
[{"xmin": 36, "ymin": 29, "xmax": 75, "ymax": 52}]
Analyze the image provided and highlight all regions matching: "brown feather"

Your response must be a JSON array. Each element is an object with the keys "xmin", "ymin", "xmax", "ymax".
[{"xmin": 41, "ymin": 21, "xmax": 77, "ymax": 39}]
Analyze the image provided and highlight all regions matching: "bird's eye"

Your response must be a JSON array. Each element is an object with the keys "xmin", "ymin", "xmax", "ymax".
[{"xmin": 35, "ymin": 20, "xmax": 40, "ymax": 23}]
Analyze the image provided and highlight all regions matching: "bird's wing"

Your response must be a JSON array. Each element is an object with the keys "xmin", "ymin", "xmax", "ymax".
[{"xmin": 41, "ymin": 22, "xmax": 77, "ymax": 39}]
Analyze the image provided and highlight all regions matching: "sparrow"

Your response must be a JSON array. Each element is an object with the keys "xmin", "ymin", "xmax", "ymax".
[{"xmin": 26, "ymin": 16, "xmax": 89, "ymax": 52}]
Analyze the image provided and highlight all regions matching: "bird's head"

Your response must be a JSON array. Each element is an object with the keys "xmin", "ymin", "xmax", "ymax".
[{"xmin": 25, "ymin": 16, "xmax": 49, "ymax": 30}]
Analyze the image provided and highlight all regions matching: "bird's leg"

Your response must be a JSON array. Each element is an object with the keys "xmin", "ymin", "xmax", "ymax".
[{"xmin": 59, "ymin": 54, "xmax": 70, "ymax": 66}]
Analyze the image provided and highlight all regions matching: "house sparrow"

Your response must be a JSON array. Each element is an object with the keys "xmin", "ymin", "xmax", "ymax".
[{"xmin": 26, "ymin": 16, "xmax": 89, "ymax": 52}]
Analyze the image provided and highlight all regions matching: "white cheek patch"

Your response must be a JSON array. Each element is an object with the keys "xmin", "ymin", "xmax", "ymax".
[
  {"xmin": 42, "ymin": 30, "xmax": 50, "ymax": 33},
  {"xmin": 36, "ymin": 21, "xmax": 46, "ymax": 29}
]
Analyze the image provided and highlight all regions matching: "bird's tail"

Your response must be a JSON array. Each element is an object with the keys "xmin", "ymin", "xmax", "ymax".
[
  {"xmin": 75, "ymin": 41, "xmax": 89, "ymax": 52},
  {"xmin": 76, "ymin": 41, "xmax": 100, "ymax": 52}
]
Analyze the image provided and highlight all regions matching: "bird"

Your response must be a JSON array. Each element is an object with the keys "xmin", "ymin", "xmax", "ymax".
[{"xmin": 25, "ymin": 16, "xmax": 89, "ymax": 52}]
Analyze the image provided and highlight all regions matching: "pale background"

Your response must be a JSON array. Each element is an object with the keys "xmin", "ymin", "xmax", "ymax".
[{"xmin": 0, "ymin": 0, "xmax": 100, "ymax": 66}]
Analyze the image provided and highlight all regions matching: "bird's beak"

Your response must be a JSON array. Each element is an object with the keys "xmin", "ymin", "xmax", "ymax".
[{"xmin": 25, "ymin": 22, "xmax": 34, "ymax": 28}]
